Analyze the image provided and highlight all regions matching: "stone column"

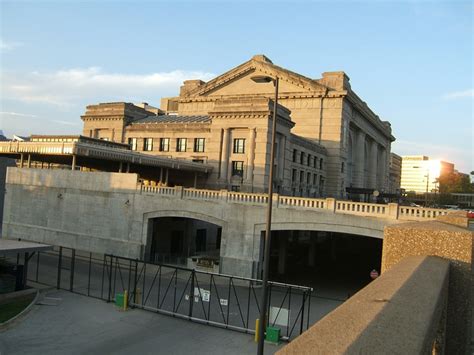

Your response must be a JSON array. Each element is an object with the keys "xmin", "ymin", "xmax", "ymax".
[
  {"xmin": 221, "ymin": 128, "xmax": 230, "ymax": 182},
  {"xmin": 27, "ymin": 154, "xmax": 31, "ymax": 168},
  {"xmin": 246, "ymin": 128, "xmax": 256, "ymax": 183},
  {"xmin": 278, "ymin": 135, "xmax": 285, "ymax": 182},
  {"xmin": 369, "ymin": 141, "xmax": 378, "ymax": 189},
  {"xmin": 353, "ymin": 130, "xmax": 366, "ymax": 188},
  {"xmin": 377, "ymin": 147, "xmax": 387, "ymax": 190}
]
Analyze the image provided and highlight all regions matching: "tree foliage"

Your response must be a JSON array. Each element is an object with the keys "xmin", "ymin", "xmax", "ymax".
[{"xmin": 438, "ymin": 172, "xmax": 474, "ymax": 194}]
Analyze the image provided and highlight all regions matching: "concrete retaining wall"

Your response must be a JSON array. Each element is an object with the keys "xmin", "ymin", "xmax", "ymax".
[{"xmin": 3, "ymin": 168, "xmax": 393, "ymax": 278}]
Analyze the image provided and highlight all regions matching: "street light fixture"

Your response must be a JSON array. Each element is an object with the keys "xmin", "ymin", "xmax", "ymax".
[{"xmin": 251, "ymin": 74, "xmax": 279, "ymax": 355}]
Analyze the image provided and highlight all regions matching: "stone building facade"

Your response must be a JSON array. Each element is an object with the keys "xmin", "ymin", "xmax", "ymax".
[{"xmin": 82, "ymin": 55, "xmax": 395, "ymax": 197}]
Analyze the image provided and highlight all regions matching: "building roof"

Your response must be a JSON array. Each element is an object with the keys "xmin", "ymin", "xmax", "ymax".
[{"xmin": 131, "ymin": 115, "xmax": 211, "ymax": 125}]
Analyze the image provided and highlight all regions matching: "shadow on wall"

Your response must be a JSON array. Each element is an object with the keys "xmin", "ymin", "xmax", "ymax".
[{"xmin": 0, "ymin": 158, "xmax": 17, "ymax": 235}]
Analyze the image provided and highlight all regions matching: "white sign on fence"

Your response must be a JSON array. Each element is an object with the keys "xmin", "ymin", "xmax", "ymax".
[
  {"xmin": 201, "ymin": 290, "xmax": 210, "ymax": 302},
  {"xmin": 269, "ymin": 306, "xmax": 290, "ymax": 327},
  {"xmin": 220, "ymin": 298, "xmax": 228, "ymax": 306}
]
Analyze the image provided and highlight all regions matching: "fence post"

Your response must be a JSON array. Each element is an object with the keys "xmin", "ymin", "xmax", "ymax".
[
  {"xmin": 133, "ymin": 260, "xmax": 138, "ymax": 307},
  {"xmin": 57, "ymin": 246, "xmax": 63, "ymax": 289},
  {"xmin": 300, "ymin": 291, "xmax": 306, "ymax": 335},
  {"xmin": 107, "ymin": 256, "xmax": 113, "ymax": 302},
  {"xmin": 69, "ymin": 249, "xmax": 75, "ymax": 292},
  {"xmin": 189, "ymin": 269, "xmax": 195, "ymax": 318}
]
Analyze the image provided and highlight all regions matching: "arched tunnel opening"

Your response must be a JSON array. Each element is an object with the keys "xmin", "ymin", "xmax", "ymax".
[
  {"xmin": 146, "ymin": 217, "xmax": 222, "ymax": 270},
  {"xmin": 268, "ymin": 231, "xmax": 382, "ymax": 300}
]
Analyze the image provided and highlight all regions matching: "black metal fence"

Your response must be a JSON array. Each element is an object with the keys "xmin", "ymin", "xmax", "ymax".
[{"xmin": 24, "ymin": 246, "xmax": 313, "ymax": 340}]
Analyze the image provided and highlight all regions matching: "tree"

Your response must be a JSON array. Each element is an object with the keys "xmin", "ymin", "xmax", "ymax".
[{"xmin": 438, "ymin": 172, "xmax": 473, "ymax": 194}]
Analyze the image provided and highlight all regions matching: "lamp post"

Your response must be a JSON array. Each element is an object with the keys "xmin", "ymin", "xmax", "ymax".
[{"xmin": 251, "ymin": 74, "xmax": 279, "ymax": 355}]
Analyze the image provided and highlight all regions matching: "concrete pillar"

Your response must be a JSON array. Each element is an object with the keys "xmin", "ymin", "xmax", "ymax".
[
  {"xmin": 159, "ymin": 167, "xmax": 163, "ymax": 184},
  {"xmin": 246, "ymin": 128, "xmax": 256, "ymax": 183},
  {"xmin": 353, "ymin": 130, "xmax": 366, "ymax": 187},
  {"xmin": 27, "ymin": 154, "xmax": 31, "ymax": 168},
  {"xmin": 369, "ymin": 141, "xmax": 378, "ymax": 189},
  {"xmin": 165, "ymin": 168, "xmax": 169, "ymax": 186},
  {"xmin": 20, "ymin": 153, "xmax": 24, "ymax": 168},
  {"xmin": 71, "ymin": 154, "xmax": 76, "ymax": 171},
  {"xmin": 221, "ymin": 128, "xmax": 230, "ymax": 182},
  {"xmin": 126, "ymin": 163, "xmax": 130, "ymax": 173},
  {"xmin": 119, "ymin": 162, "xmax": 123, "ymax": 173},
  {"xmin": 278, "ymin": 234, "xmax": 287, "ymax": 275}
]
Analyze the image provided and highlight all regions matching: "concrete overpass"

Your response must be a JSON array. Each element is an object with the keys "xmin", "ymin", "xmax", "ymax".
[{"xmin": 2, "ymin": 168, "xmax": 450, "ymax": 278}]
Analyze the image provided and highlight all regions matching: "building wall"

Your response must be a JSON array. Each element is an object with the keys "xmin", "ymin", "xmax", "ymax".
[
  {"xmin": 80, "ymin": 56, "xmax": 394, "ymax": 197},
  {"xmin": 166, "ymin": 56, "xmax": 394, "ymax": 197}
]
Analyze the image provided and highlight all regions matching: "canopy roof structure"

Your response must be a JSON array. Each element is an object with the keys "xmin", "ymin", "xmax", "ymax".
[{"xmin": 0, "ymin": 239, "xmax": 53, "ymax": 256}]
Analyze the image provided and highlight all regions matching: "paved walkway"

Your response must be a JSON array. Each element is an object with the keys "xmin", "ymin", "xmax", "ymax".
[{"xmin": 0, "ymin": 290, "xmax": 282, "ymax": 355}]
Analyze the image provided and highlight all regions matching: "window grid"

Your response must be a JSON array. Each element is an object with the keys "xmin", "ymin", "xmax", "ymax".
[
  {"xmin": 159, "ymin": 138, "xmax": 170, "ymax": 152},
  {"xmin": 194, "ymin": 138, "xmax": 205, "ymax": 152},
  {"xmin": 233, "ymin": 139, "xmax": 245, "ymax": 154},
  {"xmin": 176, "ymin": 138, "xmax": 187, "ymax": 152}
]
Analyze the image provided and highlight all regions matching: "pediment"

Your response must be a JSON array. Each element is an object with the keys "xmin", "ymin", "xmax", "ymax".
[{"xmin": 184, "ymin": 56, "xmax": 328, "ymax": 98}]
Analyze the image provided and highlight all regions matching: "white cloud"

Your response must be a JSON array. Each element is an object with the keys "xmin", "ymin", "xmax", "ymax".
[
  {"xmin": 0, "ymin": 111, "xmax": 37, "ymax": 118},
  {"xmin": 0, "ymin": 39, "xmax": 23, "ymax": 52},
  {"xmin": 0, "ymin": 67, "xmax": 215, "ymax": 108},
  {"xmin": 442, "ymin": 89, "xmax": 474, "ymax": 100}
]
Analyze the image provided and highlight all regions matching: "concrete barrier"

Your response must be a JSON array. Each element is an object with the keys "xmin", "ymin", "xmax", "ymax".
[{"xmin": 277, "ymin": 256, "xmax": 450, "ymax": 354}]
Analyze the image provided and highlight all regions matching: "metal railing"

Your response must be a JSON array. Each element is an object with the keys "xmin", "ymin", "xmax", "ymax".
[{"xmin": 24, "ymin": 246, "xmax": 313, "ymax": 340}]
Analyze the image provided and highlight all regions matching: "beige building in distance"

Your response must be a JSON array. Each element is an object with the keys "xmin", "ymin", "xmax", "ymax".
[
  {"xmin": 400, "ymin": 155, "xmax": 455, "ymax": 193},
  {"xmin": 82, "ymin": 55, "xmax": 395, "ymax": 197}
]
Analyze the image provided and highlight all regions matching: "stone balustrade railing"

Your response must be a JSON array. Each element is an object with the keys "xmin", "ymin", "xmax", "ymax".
[
  {"xmin": 139, "ymin": 184, "xmax": 451, "ymax": 221},
  {"xmin": 0, "ymin": 141, "xmax": 75, "ymax": 155}
]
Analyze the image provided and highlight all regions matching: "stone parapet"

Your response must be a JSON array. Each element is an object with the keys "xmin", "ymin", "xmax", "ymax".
[
  {"xmin": 382, "ymin": 221, "xmax": 474, "ymax": 354},
  {"xmin": 277, "ymin": 256, "xmax": 450, "ymax": 354}
]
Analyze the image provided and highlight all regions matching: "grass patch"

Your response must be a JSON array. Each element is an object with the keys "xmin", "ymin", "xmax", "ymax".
[{"xmin": 0, "ymin": 295, "xmax": 35, "ymax": 323}]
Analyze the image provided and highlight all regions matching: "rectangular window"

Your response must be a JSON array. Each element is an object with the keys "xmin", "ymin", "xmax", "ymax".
[
  {"xmin": 292, "ymin": 169, "xmax": 297, "ymax": 182},
  {"xmin": 233, "ymin": 138, "xmax": 245, "ymax": 154},
  {"xmin": 143, "ymin": 138, "xmax": 153, "ymax": 151},
  {"xmin": 176, "ymin": 138, "xmax": 187, "ymax": 152},
  {"xmin": 192, "ymin": 159, "xmax": 204, "ymax": 164},
  {"xmin": 341, "ymin": 162, "xmax": 345, "ymax": 173},
  {"xmin": 307, "ymin": 172, "xmax": 311, "ymax": 184},
  {"xmin": 313, "ymin": 174, "xmax": 317, "ymax": 185},
  {"xmin": 159, "ymin": 138, "xmax": 170, "ymax": 152},
  {"xmin": 320, "ymin": 158, "xmax": 324, "ymax": 170},
  {"xmin": 232, "ymin": 161, "xmax": 244, "ymax": 177},
  {"xmin": 314, "ymin": 157, "xmax": 318, "ymax": 169},
  {"xmin": 300, "ymin": 152, "xmax": 305, "ymax": 165},
  {"xmin": 231, "ymin": 185, "xmax": 240, "ymax": 192},
  {"xmin": 300, "ymin": 170, "xmax": 304, "ymax": 183},
  {"xmin": 194, "ymin": 138, "xmax": 205, "ymax": 152},
  {"xmin": 307, "ymin": 154, "xmax": 311, "ymax": 167},
  {"xmin": 128, "ymin": 138, "xmax": 137, "ymax": 151},
  {"xmin": 293, "ymin": 149, "xmax": 297, "ymax": 162}
]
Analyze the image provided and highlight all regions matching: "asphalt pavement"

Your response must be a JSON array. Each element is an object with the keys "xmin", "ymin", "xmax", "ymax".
[{"xmin": 0, "ymin": 290, "xmax": 281, "ymax": 355}]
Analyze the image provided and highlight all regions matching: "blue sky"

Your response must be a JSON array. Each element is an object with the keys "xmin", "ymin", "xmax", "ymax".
[{"xmin": 1, "ymin": 0, "xmax": 472, "ymax": 172}]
